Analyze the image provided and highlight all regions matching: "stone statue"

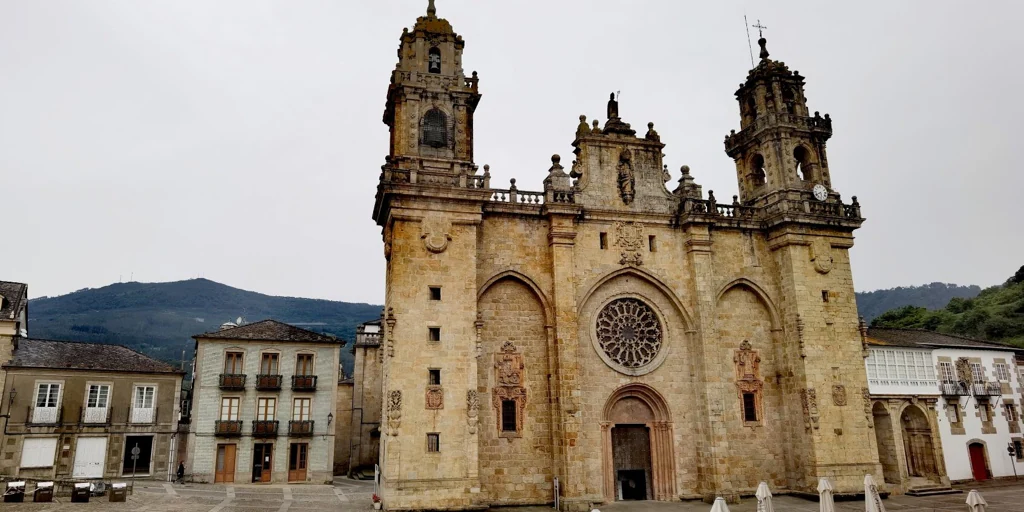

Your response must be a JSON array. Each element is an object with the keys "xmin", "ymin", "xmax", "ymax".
[
  {"xmin": 591, "ymin": 119, "xmax": 602, "ymax": 134},
  {"xmin": 607, "ymin": 92, "xmax": 619, "ymax": 120},
  {"xmin": 645, "ymin": 122, "xmax": 660, "ymax": 142},
  {"xmin": 617, "ymin": 149, "xmax": 635, "ymax": 205}
]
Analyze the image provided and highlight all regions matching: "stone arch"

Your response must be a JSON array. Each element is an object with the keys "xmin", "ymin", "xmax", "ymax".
[
  {"xmin": 715, "ymin": 278, "xmax": 781, "ymax": 330},
  {"xmin": 966, "ymin": 439, "xmax": 992, "ymax": 481},
  {"xmin": 601, "ymin": 384, "xmax": 676, "ymax": 502},
  {"xmin": 579, "ymin": 267, "xmax": 693, "ymax": 330},
  {"xmin": 900, "ymin": 403, "xmax": 938, "ymax": 478},
  {"xmin": 872, "ymin": 401, "xmax": 900, "ymax": 485},
  {"xmin": 478, "ymin": 270, "xmax": 552, "ymax": 326}
]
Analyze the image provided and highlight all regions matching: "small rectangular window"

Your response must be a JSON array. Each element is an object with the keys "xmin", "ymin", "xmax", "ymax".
[
  {"xmin": 501, "ymin": 400, "xmax": 517, "ymax": 432},
  {"xmin": 821, "ymin": 290, "xmax": 829, "ymax": 302},
  {"xmin": 948, "ymin": 403, "xmax": 960, "ymax": 423},
  {"xmin": 428, "ymin": 369, "xmax": 441, "ymax": 386},
  {"xmin": 599, "ymin": 232, "xmax": 608, "ymax": 250},
  {"xmin": 742, "ymin": 393, "xmax": 758, "ymax": 422},
  {"xmin": 429, "ymin": 287, "xmax": 442, "ymax": 301},
  {"xmin": 1014, "ymin": 440, "xmax": 1024, "ymax": 459},
  {"xmin": 427, "ymin": 433, "xmax": 440, "ymax": 453},
  {"xmin": 224, "ymin": 352, "xmax": 244, "ymax": 374},
  {"xmin": 428, "ymin": 327, "xmax": 441, "ymax": 342},
  {"xmin": 995, "ymin": 363, "xmax": 1011, "ymax": 382},
  {"xmin": 648, "ymin": 235, "xmax": 656, "ymax": 252}
]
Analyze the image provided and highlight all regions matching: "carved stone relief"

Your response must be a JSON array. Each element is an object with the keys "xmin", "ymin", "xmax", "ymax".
[
  {"xmin": 801, "ymin": 388, "xmax": 819, "ymax": 430},
  {"xmin": 810, "ymin": 238, "xmax": 834, "ymax": 274},
  {"xmin": 863, "ymin": 388, "xmax": 873, "ymax": 427},
  {"xmin": 832, "ymin": 384, "xmax": 848, "ymax": 406},
  {"xmin": 421, "ymin": 216, "xmax": 452, "ymax": 254},
  {"xmin": 387, "ymin": 390, "xmax": 402, "ymax": 435},
  {"xmin": 734, "ymin": 340, "xmax": 764, "ymax": 423},
  {"xmin": 425, "ymin": 386, "xmax": 444, "ymax": 410},
  {"xmin": 617, "ymin": 149, "xmax": 635, "ymax": 205},
  {"xmin": 614, "ymin": 221, "xmax": 644, "ymax": 266},
  {"xmin": 493, "ymin": 341, "xmax": 527, "ymax": 437},
  {"xmin": 596, "ymin": 298, "xmax": 662, "ymax": 369},
  {"xmin": 467, "ymin": 390, "xmax": 479, "ymax": 434}
]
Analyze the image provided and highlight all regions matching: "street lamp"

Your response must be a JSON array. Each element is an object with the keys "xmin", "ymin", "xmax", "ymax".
[
  {"xmin": 1009, "ymin": 442, "xmax": 1019, "ymax": 481},
  {"xmin": 8, "ymin": 388, "xmax": 15, "ymax": 404},
  {"xmin": 327, "ymin": 413, "xmax": 334, "ymax": 427}
]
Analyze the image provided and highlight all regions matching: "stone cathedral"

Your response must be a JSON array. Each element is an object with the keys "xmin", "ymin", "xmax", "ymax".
[{"xmin": 371, "ymin": 2, "xmax": 881, "ymax": 509}]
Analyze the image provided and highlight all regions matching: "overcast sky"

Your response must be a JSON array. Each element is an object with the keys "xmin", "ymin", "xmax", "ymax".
[{"xmin": 3, "ymin": 1, "xmax": 1021, "ymax": 305}]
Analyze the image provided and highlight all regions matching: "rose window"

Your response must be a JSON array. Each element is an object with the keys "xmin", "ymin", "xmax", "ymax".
[{"xmin": 596, "ymin": 298, "xmax": 662, "ymax": 368}]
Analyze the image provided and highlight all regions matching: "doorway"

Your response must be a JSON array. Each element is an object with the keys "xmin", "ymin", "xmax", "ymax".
[
  {"xmin": 288, "ymin": 443, "xmax": 308, "ymax": 482},
  {"xmin": 612, "ymin": 425, "xmax": 651, "ymax": 500},
  {"xmin": 215, "ymin": 444, "xmax": 236, "ymax": 483},
  {"xmin": 872, "ymin": 402, "xmax": 900, "ymax": 484},
  {"xmin": 72, "ymin": 437, "xmax": 108, "ymax": 479},
  {"xmin": 968, "ymin": 443, "xmax": 989, "ymax": 481},
  {"xmin": 252, "ymin": 444, "xmax": 273, "ymax": 482},
  {"xmin": 900, "ymin": 405, "xmax": 937, "ymax": 478},
  {"xmin": 122, "ymin": 435, "xmax": 153, "ymax": 475}
]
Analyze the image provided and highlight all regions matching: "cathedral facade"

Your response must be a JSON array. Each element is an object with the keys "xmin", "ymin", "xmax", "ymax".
[{"xmin": 371, "ymin": 3, "xmax": 881, "ymax": 509}]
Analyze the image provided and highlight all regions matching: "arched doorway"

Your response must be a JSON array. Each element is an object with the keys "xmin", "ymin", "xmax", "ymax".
[
  {"xmin": 968, "ymin": 442, "xmax": 990, "ymax": 481},
  {"xmin": 602, "ymin": 384, "xmax": 675, "ymax": 501},
  {"xmin": 872, "ymin": 402, "xmax": 900, "ymax": 484},
  {"xmin": 900, "ymin": 405, "xmax": 937, "ymax": 478}
]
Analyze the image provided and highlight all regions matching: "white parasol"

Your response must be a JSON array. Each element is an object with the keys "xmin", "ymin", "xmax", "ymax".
[
  {"xmin": 755, "ymin": 481, "xmax": 775, "ymax": 512},
  {"xmin": 709, "ymin": 496, "xmax": 732, "ymax": 512},
  {"xmin": 864, "ymin": 474, "xmax": 886, "ymax": 512},
  {"xmin": 817, "ymin": 477, "xmax": 836, "ymax": 512},
  {"xmin": 966, "ymin": 489, "xmax": 987, "ymax": 512}
]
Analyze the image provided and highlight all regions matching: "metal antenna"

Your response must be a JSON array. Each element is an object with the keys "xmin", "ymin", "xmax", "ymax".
[{"xmin": 744, "ymin": 14, "xmax": 754, "ymax": 68}]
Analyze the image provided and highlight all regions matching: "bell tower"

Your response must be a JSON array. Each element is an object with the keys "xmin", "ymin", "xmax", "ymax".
[
  {"xmin": 724, "ymin": 36, "xmax": 835, "ymax": 205},
  {"xmin": 382, "ymin": 0, "xmax": 481, "ymax": 176}
]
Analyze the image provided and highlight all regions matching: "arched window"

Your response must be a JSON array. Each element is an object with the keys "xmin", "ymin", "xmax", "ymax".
[
  {"xmin": 422, "ymin": 108, "xmax": 448, "ymax": 148},
  {"xmin": 751, "ymin": 154, "xmax": 766, "ymax": 187},
  {"xmin": 428, "ymin": 47, "xmax": 441, "ymax": 74},
  {"xmin": 782, "ymin": 87, "xmax": 796, "ymax": 114},
  {"xmin": 794, "ymin": 146, "xmax": 812, "ymax": 181}
]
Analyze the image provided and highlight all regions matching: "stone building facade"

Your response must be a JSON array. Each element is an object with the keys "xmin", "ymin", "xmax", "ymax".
[
  {"xmin": 371, "ymin": 3, "xmax": 880, "ymax": 509},
  {"xmin": 335, "ymin": 319, "xmax": 382, "ymax": 477},
  {"xmin": 187, "ymin": 320, "xmax": 341, "ymax": 484},
  {"xmin": 0, "ymin": 338, "xmax": 184, "ymax": 480}
]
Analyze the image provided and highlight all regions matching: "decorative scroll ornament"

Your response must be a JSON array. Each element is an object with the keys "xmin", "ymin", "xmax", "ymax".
[
  {"xmin": 425, "ymin": 386, "xmax": 444, "ymax": 410},
  {"xmin": 387, "ymin": 390, "xmax": 402, "ymax": 435},
  {"xmin": 467, "ymin": 390, "xmax": 479, "ymax": 434},
  {"xmin": 955, "ymin": 357, "xmax": 972, "ymax": 385},
  {"xmin": 596, "ymin": 298, "xmax": 662, "ymax": 369},
  {"xmin": 832, "ymin": 384, "xmax": 848, "ymax": 406},
  {"xmin": 614, "ymin": 222, "xmax": 644, "ymax": 266},
  {"xmin": 810, "ymin": 239, "xmax": 834, "ymax": 274},
  {"xmin": 801, "ymin": 388, "xmax": 819, "ymax": 430},
  {"xmin": 421, "ymin": 217, "xmax": 452, "ymax": 254}
]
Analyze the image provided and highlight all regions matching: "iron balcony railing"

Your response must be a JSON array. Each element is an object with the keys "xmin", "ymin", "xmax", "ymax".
[
  {"xmin": 939, "ymin": 382, "xmax": 969, "ymax": 396},
  {"xmin": 288, "ymin": 420, "xmax": 314, "ymax": 437},
  {"xmin": 252, "ymin": 420, "xmax": 279, "ymax": 437},
  {"xmin": 219, "ymin": 374, "xmax": 246, "ymax": 391},
  {"xmin": 255, "ymin": 374, "xmax": 283, "ymax": 391},
  {"xmin": 214, "ymin": 420, "xmax": 243, "ymax": 437},
  {"xmin": 291, "ymin": 375, "xmax": 317, "ymax": 392},
  {"xmin": 972, "ymin": 382, "xmax": 1002, "ymax": 397},
  {"xmin": 27, "ymin": 405, "xmax": 64, "ymax": 426}
]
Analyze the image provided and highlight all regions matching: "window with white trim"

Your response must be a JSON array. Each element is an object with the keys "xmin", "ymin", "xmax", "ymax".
[
  {"xmin": 970, "ymin": 362, "xmax": 985, "ymax": 383},
  {"xmin": 292, "ymin": 398, "xmax": 311, "ymax": 421},
  {"xmin": 134, "ymin": 386, "xmax": 155, "ymax": 409},
  {"xmin": 865, "ymin": 349, "xmax": 936, "ymax": 386},
  {"xmin": 995, "ymin": 363, "xmax": 1011, "ymax": 382},
  {"xmin": 220, "ymin": 397, "xmax": 240, "ymax": 421},
  {"xmin": 36, "ymin": 383, "xmax": 60, "ymax": 408},
  {"xmin": 939, "ymin": 362, "xmax": 956, "ymax": 383},
  {"xmin": 20, "ymin": 437, "xmax": 58, "ymax": 468},
  {"xmin": 87, "ymin": 384, "xmax": 110, "ymax": 408},
  {"xmin": 257, "ymin": 398, "xmax": 276, "ymax": 421}
]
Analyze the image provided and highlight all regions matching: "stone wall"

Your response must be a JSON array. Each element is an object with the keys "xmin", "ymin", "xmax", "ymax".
[{"xmin": 335, "ymin": 381, "xmax": 353, "ymax": 474}]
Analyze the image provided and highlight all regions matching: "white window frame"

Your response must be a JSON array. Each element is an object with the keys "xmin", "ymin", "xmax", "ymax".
[
  {"xmin": 130, "ymin": 384, "xmax": 157, "ymax": 424},
  {"xmin": 32, "ymin": 381, "xmax": 63, "ymax": 424},
  {"xmin": 865, "ymin": 349, "xmax": 936, "ymax": 387},
  {"xmin": 292, "ymin": 398, "xmax": 311, "ymax": 421},
  {"xmin": 994, "ymin": 363, "xmax": 1011, "ymax": 382},
  {"xmin": 939, "ymin": 362, "xmax": 956, "ymax": 383},
  {"xmin": 20, "ymin": 437, "xmax": 58, "ymax": 468},
  {"xmin": 970, "ymin": 362, "xmax": 985, "ymax": 383},
  {"xmin": 220, "ymin": 397, "xmax": 240, "ymax": 421},
  {"xmin": 83, "ymin": 383, "xmax": 112, "ymax": 424}
]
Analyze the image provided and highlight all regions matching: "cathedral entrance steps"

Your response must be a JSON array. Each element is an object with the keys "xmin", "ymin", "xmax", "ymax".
[
  {"xmin": 351, "ymin": 466, "xmax": 376, "ymax": 480},
  {"xmin": 905, "ymin": 480, "xmax": 960, "ymax": 497}
]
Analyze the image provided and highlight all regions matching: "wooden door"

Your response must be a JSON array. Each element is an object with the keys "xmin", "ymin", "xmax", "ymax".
[
  {"xmin": 252, "ymin": 444, "xmax": 272, "ymax": 483},
  {"xmin": 969, "ymin": 443, "xmax": 988, "ymax": 481},
  {"xmin": 215, "ymin": 444, "xmax": 236, "ymax": 483},
  {"xmin": 288, "ymin": 443, "xmax": 308, "ymax": 482}
]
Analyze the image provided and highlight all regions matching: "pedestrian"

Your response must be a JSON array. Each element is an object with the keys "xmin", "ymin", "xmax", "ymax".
[{"xmin": 176, "ymin": 461, "xmax": 185, "ymax": 484}]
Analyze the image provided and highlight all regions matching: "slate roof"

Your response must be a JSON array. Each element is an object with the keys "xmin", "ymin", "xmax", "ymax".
[
  {"xmin": 4, "ymin": 337, "xmax": 183, "ymax": 374},
  {"xmin": 866, "ymin": 328, "xmax": 1024, "ymax": 353},
  {"xmin": 0, "ymin": 281, "xmax": 28, "ymax": 320},
  {"xmin": 194, "ymin": 319, "xmax": 343, "ymax": 344}
]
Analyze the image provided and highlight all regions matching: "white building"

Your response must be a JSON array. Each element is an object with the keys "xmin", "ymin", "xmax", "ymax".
[
  {"xmin": 187, "ymin": 320, "xmax": 342, "ymax": 484},
  {"xmin": 865, "ymin": 328, "xmax": 1024, "ymax": 493}
]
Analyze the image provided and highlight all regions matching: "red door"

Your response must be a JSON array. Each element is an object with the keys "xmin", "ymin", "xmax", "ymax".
[{"xmin": 968, "ymin": 443, "xmax": 988, "ymax": 481}]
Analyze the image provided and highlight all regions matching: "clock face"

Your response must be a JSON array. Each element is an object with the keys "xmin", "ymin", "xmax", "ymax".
[{"xmin": 812, "ymin": 184, "xmax": 828, "ymax": 201}]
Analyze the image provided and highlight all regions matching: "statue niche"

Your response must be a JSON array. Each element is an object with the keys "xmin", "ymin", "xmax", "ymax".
[
  {"xmin": 734, "ymin": 340, "xmax": 764, "ymax": 425},
  {"xmin": 493, "ymin": 341, "xmax": 527, "ymax": 438},
  {"xmin": 617, "ymin": 149, "xmax": 636, "ymax": 205}
]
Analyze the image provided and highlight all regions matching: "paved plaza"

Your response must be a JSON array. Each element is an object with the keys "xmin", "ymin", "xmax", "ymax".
[{"xmin": 3, "ymin": 479, "xmax": 1022, "ymax": 511}]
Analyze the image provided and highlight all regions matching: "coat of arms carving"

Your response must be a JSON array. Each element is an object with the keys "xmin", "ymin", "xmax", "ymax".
[
  {"xmin": 810, "ymin": 239, "xmax": 833, "ymax": 274},
  {"xmin": 387, "ymin": 390, "xmax": 403, "ymax": 435},
  {"xmin": 614, "ymin": 221, "xmax": 644, "ymax": 266}
]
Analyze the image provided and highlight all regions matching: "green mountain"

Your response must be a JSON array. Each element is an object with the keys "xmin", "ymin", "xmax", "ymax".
[
  {"xmin": 27, "ymin": 279, "xmax": 382, "ymax": 373},
  {"xmin": 854, "ymin": 282, "xmax": 982, "ymax": 322},
  {"xmin": 870, "ymin": 266, "xmax": 1024, "ymax": 347}
]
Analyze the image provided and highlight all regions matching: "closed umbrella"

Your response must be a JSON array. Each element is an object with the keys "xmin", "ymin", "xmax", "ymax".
[
  {"xmin": 864, "ymin": 474, "xmax": 886, "ymax": 512},
  {"xmin": 710, "ymin": 496, "xmax": 731, "ymax": 512},
  {"xmin": 817, "ymin": 477, "xmax": 835, "ymax": 512},
  {"xmin": 966, "ymin": 490, "xmax": 987, "ymax": 512},
  {"xmin": 755, "ymin": 481, "xmax": 775, "ymax": 512}
]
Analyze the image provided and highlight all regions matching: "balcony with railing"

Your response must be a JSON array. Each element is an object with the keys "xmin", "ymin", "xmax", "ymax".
[
  {"xmin": 130, "ymin": 406, "xmax": 157, "ymax": 424},
  {"xmin": 291, "ymin": 375, "xmax": 318, "ymax": 392},
  {"xmin": 252, "ymin": 420, "xmax": 279, "ymax": 438},
  {"xmin": 219, "ymin": 374, "xmax": 246, "ymax": 391},
  {"xmin": 288, "ymin": 420, "xmax": 314, "ymax": 437},
  {"xmin": 972, "ymin": 382, "xmax": 1002, "ymax": 397},
  {"xmin": 939, "ymin": 382, "xmax": 969, "ymax": 396},
  {"xmin": 255, "ymin": 374, "xmax": 283, "ymax": 391},
  {"xmin": 81, "ymin": 406, "xmax": 111, "ymax": 425},
  {"xmin": 28, "ymin": 405, "xmax": 63, "ymax": 426},
  {"xmin": 214, "ymin": 420, "xmax": 243, "ymax": 437}
]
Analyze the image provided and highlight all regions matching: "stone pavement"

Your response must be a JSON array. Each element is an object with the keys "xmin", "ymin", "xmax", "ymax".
[{"xmin": 2, "ymin": 478, "xmax": 375, "ymax": 511}]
